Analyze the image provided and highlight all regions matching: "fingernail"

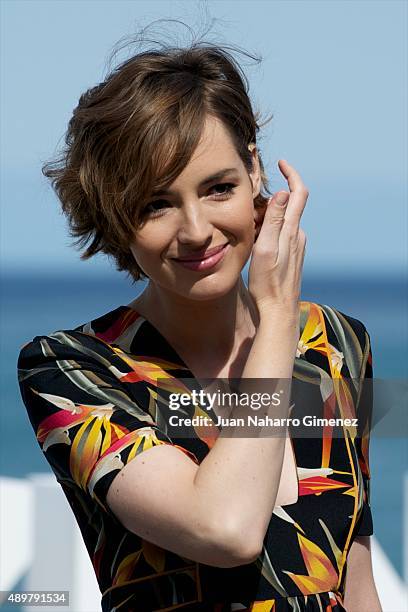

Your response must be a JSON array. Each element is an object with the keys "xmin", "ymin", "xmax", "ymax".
[{"xmin": 275, "ymin": 192, "xmax": 289, "ymax": 206}]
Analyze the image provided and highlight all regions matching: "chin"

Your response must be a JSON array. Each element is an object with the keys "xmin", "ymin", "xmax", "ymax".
[
  {"xmin": 143, "ymin": 242, "xmax": 251, "ymax": 300},
  {"xmin": 170, "ymin": 263, "xmax": 245, "ymax": 301},
  {"xmin": 184, "ymin": 282, "xmax": 236, "ymax": 302}
]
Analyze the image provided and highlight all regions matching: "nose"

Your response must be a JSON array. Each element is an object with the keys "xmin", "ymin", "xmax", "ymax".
[{"xmin": 176, "ymin": 202, "xmax": 214, "ymax": 245}]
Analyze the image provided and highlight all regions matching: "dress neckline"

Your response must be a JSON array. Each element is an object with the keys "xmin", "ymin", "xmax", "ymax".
[
  {"xmin": 119, "ymin": 305, "xmax": 227, "ymax": 434},
  {"xmin": 120, "ymin": 303, "xmax": 195, "ymax": 373}
]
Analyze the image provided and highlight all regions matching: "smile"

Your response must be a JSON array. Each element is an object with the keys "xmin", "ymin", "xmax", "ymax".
[{"xmin": 172, "ymin": 243, "xmax": 230, "ymax": 272}]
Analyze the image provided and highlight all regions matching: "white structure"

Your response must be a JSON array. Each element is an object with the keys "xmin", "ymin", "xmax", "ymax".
[
  {"xmin": 1, "ymin": 475, "xmax": 100, "ymax": 612},
  {"xmin": 1, "ymin": 474, "xmax": 407, "ymax": 612}
]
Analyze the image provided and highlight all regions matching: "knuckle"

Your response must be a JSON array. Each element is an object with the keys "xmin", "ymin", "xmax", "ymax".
[
  {"xmin": 256, "ymin": 246, "xmax": 278, "ymax": 260},
  {"xmin": 252, "ymin": 242, "xmax": 266, "ymax": 256},
  {"xmin": 253, "ymin": 245, "xmax": 267, "ymax": 257},
  {"xmin": 268, "ymin": 215, "xmax": 285, "ymax": 225},
  {"xmin": 288, "ymin": 231, "xmax": 298, "ymax": 244}
]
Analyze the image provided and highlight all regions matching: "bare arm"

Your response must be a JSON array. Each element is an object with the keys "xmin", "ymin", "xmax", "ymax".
[
  {"xmin": 343, "ymin": 536, "xmax": 382, "ymax": 611},
  {"xmin": 107, "ymin": 159, "xmax": 308, "ymax": 567},
  {"xmin": 106, "ymin": 313, "xmax": 299, "ymax": 567},
  {"xmin": 191, "ymin": 312, "xmax": 300, "ymax": 558}
]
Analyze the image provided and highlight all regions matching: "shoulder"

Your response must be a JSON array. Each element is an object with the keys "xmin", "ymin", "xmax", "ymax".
[
  {"xmin": 300, "ymin": 300, "xmax": 368, "ymax": 339},
  {"xmin": 17, "ymin": 329, "xmax": 110, "ymax": 369},
  {"xmin": 16, "ymin": 308, "xmax": 160, "ymax": 437},
  {"xmin": 16, "ymin": 306, "xmax": 149, "ymax": 405},
  {"xmin": 299, "ymin": 300, "xmax": 371, "ymax": 378},
  {"xmin": 17, "ymin": 305, "xmax": 137, "ymax": 367}
]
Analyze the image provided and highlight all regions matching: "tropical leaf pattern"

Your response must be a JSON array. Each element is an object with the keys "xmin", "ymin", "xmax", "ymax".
[{"xmin": 17, "ymin": 301, "xmax": 373, "ymax": 611}]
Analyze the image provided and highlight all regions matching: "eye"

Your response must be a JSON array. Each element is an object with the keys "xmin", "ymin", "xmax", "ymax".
[
  {"xmin": 140, "ymin": 182, "xmax": 237, "ymax": 221},
  {"xmin": 210, "ymin": 182, "xmax": 236, "ymax": 199},
  {"xmin": 140, "ymin": 200, "xmax": 170, "ymax": 220}
]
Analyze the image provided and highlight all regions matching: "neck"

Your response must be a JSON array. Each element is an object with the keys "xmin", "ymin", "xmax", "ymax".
[{"xmin": 130, "ymin": 276, "xmax": 259, "ymax": 361}]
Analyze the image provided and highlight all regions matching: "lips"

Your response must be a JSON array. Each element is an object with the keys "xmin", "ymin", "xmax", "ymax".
[
  {"xmin": 173, "ymin": 242, "xmax": 229, "ymax": 262},
  {"xmin": 172, "ymin": 243, "xmax": 230, "ymax": 272}
]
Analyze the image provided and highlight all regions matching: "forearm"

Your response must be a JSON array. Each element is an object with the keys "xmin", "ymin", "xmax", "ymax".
[
  {"xmin": 193, "ymin": 308, "xmax": 300, "ymax": 553},
  {"xmin": 343, "ymin": 536, "xmax": 382, "ymax": 611}
]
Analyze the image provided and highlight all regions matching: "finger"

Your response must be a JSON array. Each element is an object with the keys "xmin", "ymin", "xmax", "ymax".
[
  {"xmin": 267, "ymin": 190, "xmax": 290, "ymax": 219},
  {"xmin": 298, "ymin": 231, "xmax": 307, "ymax": 275},
  {"xmin": 254, "ymin": 190, "xmax": 290, "ymax": 254},
  {"xmin": 277, "ymin": 160, "xmax": 309, "ymax": 227},
  {"xmin": 278, "ymin": 159, "xmax": 305, "ymax": 193}
]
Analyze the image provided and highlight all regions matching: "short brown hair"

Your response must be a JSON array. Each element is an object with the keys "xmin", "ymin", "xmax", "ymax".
[{"xmin": 43, "ymin": 34, "xmax": 272, "ymax": 283}]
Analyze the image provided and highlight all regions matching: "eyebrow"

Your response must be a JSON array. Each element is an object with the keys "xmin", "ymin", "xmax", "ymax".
[{"xmin": 152, "ymin": 167, "xmax": 239, "ymax": 196}]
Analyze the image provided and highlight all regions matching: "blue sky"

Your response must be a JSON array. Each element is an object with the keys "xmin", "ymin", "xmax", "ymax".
[{"xmin": 1, "ymin": 0, "xmax": 407, "ymax": 276}]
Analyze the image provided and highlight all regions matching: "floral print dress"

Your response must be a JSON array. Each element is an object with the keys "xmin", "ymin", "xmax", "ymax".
[{"xmin": 17, "ymin": 301, "xmax": 374, "ymax": 611}]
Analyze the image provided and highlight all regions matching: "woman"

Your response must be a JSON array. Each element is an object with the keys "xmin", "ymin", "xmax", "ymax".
[{"xmin": 17, "ymin": 39, "xmax": 381, "ymax": 611}]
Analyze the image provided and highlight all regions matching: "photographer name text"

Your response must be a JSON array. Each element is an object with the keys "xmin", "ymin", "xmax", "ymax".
[{"xmin": 168, "ymin": 415, "xmax": 359, "ymax": 428}]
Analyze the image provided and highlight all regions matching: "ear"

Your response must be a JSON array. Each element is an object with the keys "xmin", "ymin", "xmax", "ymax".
[
  {"xmin": 248, "ymin": 143, "xmax": 266, "ymax": 241},
  {"xmin": 248, "ymin": 143, "xmax": 262, "ymax": 200},
  {"xmin": 253, "ymin": 200, "xmax": 268, "ymax": 242}
]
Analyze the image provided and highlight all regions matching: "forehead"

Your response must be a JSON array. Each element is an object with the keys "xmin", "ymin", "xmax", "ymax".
[
  {"xmin": 196, "ymin": 116, "xmax": 238, "ymax": 154},
  {"xmin": 174, "ymin": 117, "xmax": 242, "ymax": 182}
]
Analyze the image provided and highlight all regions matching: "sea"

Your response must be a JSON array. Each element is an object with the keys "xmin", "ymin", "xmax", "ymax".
[{"xmin": 1, "ymin": 270, "xmax": 407, "ymax": 579}]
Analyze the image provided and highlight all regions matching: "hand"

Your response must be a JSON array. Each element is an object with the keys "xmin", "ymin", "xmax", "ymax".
[{"xmin": 248, "ymin": 159, "xmax": 308, "ymax": 318}]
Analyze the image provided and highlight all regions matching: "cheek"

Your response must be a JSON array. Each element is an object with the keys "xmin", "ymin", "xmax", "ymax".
[
  {"xmin": 129, "ymin": 238, "xmax": 157, "ymax": 269},
  {"xmin": 129, "ymin": 228, "xmax": 173, "ymax": 279},
  {"xmin": 224, "ymin": 199, "xmax": 256, "ymax": 239},
  {"xmin": 130, "ymin": 230, "xmax": 162, "ymax": 256}
]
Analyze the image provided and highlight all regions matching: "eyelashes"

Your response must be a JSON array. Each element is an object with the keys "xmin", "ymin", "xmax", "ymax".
[
  {"xmin": 140, "ymin": 183, "xmax": 237, "ymax": 220},
  {"xmin": 211, "ymin": 182, "xmax": 236, "ymax": 199}
]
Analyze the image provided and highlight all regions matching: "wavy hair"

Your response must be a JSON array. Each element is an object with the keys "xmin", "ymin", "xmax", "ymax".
[{"xmin": 42, "ymin": 22, "xmax": 273, "ymax": 282}]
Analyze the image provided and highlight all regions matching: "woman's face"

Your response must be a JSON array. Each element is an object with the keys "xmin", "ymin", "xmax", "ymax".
[{"xmin": 129, "ymin": 115, "xmax": 262, "ymax": 301}]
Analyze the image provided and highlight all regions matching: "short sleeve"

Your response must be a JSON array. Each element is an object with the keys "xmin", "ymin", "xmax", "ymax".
[
  {"xmin": 354, "ymin": 324, "xmax": 374, "ymax": 536},
  {"xmin": 17, "ymin": 330, "xmax": 199, "ymax": 520}
]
